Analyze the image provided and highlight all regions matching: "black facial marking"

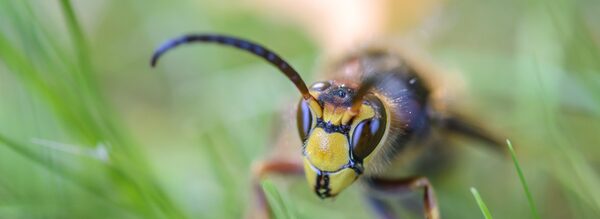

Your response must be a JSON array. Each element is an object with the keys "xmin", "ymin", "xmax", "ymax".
[
  {"xmin": 315, "ymin": 173, "xmax": 332, "ymax": 199},
  {"xmin": 349, "ymin": 161, "xmax": 364, "ymax": 175},
  {"xmin": 316, "ymin": 118, "xmax": 351, "ymax": 134}
]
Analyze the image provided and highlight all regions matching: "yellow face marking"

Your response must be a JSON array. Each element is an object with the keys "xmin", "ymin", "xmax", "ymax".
[
  {"xmin": 322, "ymin": 105, "xmax": 346, "ymax": 125},
  {"xmin": 351, "ymin": 104, "xmax": 375, "ymax": 125},
  {"xmin": 307, "ymin": 98, "xmax": 323, "ymax": 118},
  {"xmin": 303, "ymin": 158, "xmax": 358, "ymax": 197},
  {"xmin": 308, "ymin": 91, "xmax": 321, "ymax": 99},
  {"xmin": 341, "ymin": 111, "xmax": 354, "ymax": 125},
  {"xmin": 304, "ymin": 128, "xmax": 350, "ymax": 171},
  {"xmin": 327, "ymin": 168, "xmax": 358, "ymax": 195}
]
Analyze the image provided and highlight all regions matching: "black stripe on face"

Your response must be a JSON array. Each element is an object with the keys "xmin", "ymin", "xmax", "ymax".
[
  {"xmin": 315, "ymin": 118, "xmax": 351, "ymax": 134},
  {"xmin": 314, "ymin": 173, "xmax": 332, "ymax": 199}
]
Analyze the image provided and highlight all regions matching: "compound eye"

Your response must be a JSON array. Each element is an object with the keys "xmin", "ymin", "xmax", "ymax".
[
  {"xmin": 297, "ymin": 100, "xmax": 314, "ymax": 141},
  {"xmin": 351, "ymin": 98, "xmax": 386, "ymax": 161},
  {"xmin": 351, "ymin": 118, "xmax": 384, "ymax": 160}
]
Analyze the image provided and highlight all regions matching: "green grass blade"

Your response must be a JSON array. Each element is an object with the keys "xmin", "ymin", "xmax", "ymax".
[
  {"xmin": 507, "ymin": 139, "xmax": 540, "ymax": 219},
  {"xmin": 261, "ymin": 180, "xmax": 296, "ymax": 219},
  {"xmin": 0, "ymin": 133, "xmax": 116, "ymax": 205},
  {"xmin": 470, "ymin": 187, "xmax": 493, "ymax": 219}
]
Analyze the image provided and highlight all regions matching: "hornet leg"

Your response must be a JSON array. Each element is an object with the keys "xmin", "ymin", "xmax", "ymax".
[
  {"xmin": 431, "ymin": 111, "xmax": 506, "ymax": 154},
  {"xmin": 367, "ymin": 176, "xmax": 440, "ymax": 219}
]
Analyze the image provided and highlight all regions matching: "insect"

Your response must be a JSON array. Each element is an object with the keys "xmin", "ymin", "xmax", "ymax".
[{"xmin": 151, "ymin": 34, "xmax": 502, "ymax": 219}]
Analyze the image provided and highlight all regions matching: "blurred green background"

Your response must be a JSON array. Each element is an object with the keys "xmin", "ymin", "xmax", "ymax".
[{"xmin": 0, "ymin": 0, "xmax": 599, "ymax": 218}]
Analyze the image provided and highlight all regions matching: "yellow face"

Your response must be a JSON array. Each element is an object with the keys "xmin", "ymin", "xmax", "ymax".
[{"xmin": 297, "ymin": 81, "xmax": 387, "ymax": 198}]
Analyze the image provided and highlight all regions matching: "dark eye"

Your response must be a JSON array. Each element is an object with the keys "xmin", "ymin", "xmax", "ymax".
[
  {"xmin": 351, "ymin": 99, "xmax": 386, "ymax": 161},
  {"xmin": 297, "ymin": 100, "xmax": 313, "ymax": 141}
]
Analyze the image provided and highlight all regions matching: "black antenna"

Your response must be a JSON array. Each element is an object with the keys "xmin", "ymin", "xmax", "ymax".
[{"xmin": 151, "ymin": 34, "xmax": 312, "ymax": 100}]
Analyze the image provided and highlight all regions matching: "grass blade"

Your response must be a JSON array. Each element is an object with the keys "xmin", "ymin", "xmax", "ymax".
[
  {"xmin": 507, "ymin": 139, "xmax": 540, "ymax": 219},
  {"xmin": 470, "ymin": 187, "xmax": 493, "ymax": 219},
  {"xmin": 261, "ymin": 180, "xmax": 296, "ymax": 219}
]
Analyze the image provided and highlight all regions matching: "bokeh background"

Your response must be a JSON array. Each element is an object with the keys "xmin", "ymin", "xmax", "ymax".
[{"xmin": 1, "ymin": 0, "xmax": 599, "ymax": 218}]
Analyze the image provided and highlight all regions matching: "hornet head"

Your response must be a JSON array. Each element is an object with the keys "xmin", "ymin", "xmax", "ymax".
[
  {"xmin": 297, "ymin": 80, "xmax": 388, "ymax": 198},
  {"xmin": 150, "ymin": 33, "xmax": 389, "ymax": 199}
]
